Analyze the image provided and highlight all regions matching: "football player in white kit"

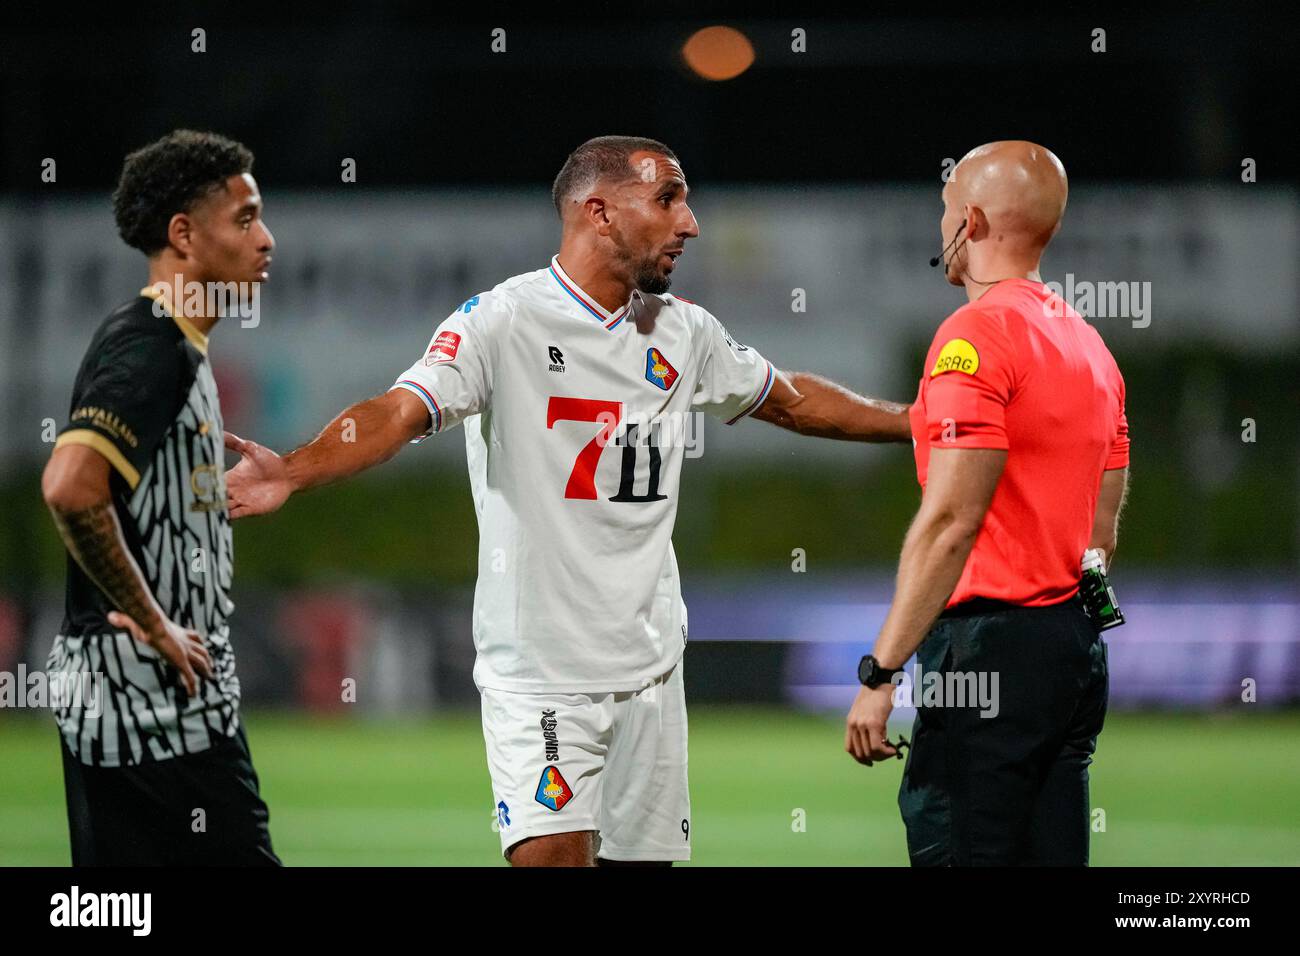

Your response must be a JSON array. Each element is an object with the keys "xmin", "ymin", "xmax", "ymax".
[{"xmin": 225, "ymin": 136, "xmax": 912, "ymax": 866}]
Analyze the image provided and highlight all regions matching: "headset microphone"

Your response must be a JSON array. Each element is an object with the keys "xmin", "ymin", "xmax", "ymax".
[{"xmin": 929, "ymin": 219, "xmax": 967, "ymax": 268}]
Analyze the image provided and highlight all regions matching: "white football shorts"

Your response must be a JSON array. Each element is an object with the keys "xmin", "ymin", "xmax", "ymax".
[{"xmin": 480, "ymin": 661, "xmax": 691, "ymax": 862}]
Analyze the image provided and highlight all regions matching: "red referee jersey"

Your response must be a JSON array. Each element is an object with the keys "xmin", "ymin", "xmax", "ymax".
[{"xmin": 909, "ymin": 278, "xmax": 1130, "ymax": 608}]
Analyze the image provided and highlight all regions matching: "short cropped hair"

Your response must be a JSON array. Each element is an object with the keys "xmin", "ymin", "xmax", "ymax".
[
  {"xmin": 112, "ymin": 129, "xmax": 254, "ymax": 254},
  {"xmin": 551, "ymin": 135, "xmax": 678, "ymax": 217}
]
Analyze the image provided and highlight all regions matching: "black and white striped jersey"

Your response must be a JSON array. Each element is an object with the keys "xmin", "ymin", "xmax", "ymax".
[{"xmin": 48, "ymin": 288, "xmax": 239, "ymax": 767}]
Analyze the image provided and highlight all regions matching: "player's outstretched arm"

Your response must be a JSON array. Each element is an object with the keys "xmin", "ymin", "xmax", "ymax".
[
  {"xmin": 42, "ymin": 444, "xmax": 213, "ymax": 695},
  {"xmin": 751, "ymin": 369, "xmax": 912, "ymax": 442},
  {"xmin": 225, "ymin": 388, "xmax": 431, "ymax": 519}
]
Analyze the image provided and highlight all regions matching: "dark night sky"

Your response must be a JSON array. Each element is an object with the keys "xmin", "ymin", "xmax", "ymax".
[{"xmin": 1, "ymin": 2, "xmax": 1295, "ymax": 191}]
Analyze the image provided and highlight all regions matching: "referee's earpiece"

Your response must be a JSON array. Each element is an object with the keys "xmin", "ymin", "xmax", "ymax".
[{"xmin": 929, "ymin": 219, "xmax": 968, "ymax": 268}]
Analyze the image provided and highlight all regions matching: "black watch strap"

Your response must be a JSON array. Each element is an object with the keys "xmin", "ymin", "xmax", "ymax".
[{"xmin": 858, "ymin": 654, "xmax": 900, "ymax": 689}]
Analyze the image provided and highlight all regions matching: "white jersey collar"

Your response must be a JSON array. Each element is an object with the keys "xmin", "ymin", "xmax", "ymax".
[{"xmin": 549, "ymin": 255, "xmax": 633, "ymax": 331}]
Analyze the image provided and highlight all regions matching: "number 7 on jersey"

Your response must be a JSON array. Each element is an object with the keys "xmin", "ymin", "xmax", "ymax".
[{"xmin": 546, "ymin": 397, "xmax": 624, "ymax": 500}]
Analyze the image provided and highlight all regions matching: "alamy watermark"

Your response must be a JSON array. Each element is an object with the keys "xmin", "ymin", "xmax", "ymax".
[
  {"xmin": 147, "ymin": 275, "xmax": 262, "ymax": 328},
  {"xmin": 891, "ymin": 662, "xmax": 1000, "ymax": 718},
  {"xmin": 612, "ymin": 410, "xmax": 704, "ymax": 459},
  {"xmin": 50, "ymin": 886, "xmax": 151, "ymax": 936},
  {"xmin": 1043, "ymin": 273, "xmax": 1151, "ymax": 328},
  {"xmin": 0, "ymin": 666, "xmax": 104, "ymax": 717}
]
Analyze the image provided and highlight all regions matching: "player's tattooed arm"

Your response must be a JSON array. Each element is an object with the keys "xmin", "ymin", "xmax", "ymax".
[
  {"xmin": 225, "ymin": 388, "xmax": 430, "ymax": 518},
  {"xmin": 51, "ymin": 502, "xmax": 161, "ymax": 628},
  {"xmin": 751, "ymin": 370, "xmax": 912, "ymax": 442},
  {"xmin": 42, "ymin": 444, "xmax": 211, "ymax": 694}
]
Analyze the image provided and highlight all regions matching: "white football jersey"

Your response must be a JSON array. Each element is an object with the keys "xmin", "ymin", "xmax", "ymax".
[{"xmin": 392, "ymin": 256, "xmax": 774, "ymax": 693}]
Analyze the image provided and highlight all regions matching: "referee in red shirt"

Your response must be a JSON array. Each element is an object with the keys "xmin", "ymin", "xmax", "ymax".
[{"xmin": 846, "ymin": 141, "xmax": 1130, "ymax": 865}]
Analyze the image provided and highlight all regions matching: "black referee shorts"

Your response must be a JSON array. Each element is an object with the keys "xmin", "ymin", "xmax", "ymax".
[
  {"xmin": 60, "ymin": 724, "xmax": 280, "ymax": 866},
  {"xmin": 897, "ymin": 595, "xmax": 1108, "ymax": 866}
]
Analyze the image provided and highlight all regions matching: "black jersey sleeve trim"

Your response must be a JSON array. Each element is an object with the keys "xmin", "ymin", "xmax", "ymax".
[{"xmin": 60, "ymin": 306, "xmax": 194, "ymax": 484}]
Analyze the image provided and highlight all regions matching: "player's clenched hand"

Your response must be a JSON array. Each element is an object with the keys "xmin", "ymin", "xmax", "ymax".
[
  {"xmin": 108, "ymin": 610, "xmax": 212, "ymax": 697},
  {"xmin": 845, "ymin": 684, "xmax": 898, "ymax": 765},
  {"xmin": 224, "ymin": 431, "xmax": 293, "ymax": 519}
]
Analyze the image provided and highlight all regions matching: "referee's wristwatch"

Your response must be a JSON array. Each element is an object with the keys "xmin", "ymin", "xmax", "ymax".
[{"xmin": 858, "ymin": 654, "xmax": 901, "ymax": 689}]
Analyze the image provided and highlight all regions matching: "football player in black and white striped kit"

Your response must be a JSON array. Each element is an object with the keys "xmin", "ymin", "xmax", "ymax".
[{"xmin": 41, "ymin": 130, "xmax": 279, "ymax": 865}]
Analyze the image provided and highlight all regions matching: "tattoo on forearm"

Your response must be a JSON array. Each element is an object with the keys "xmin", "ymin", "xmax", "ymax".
[{"xmin": 50, "ymin": 501, "xmax": 158, "ymax": 638}]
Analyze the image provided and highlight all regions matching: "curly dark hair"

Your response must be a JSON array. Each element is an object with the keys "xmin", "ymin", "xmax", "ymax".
[{"xmin": 112, "ymin": 130, "xmax": 254, "ymax": 254}]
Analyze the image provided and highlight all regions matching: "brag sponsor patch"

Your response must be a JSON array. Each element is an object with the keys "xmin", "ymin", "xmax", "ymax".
[
  {"xmin": 930, "ymin": 337, "xmax": 980, "ymax": 377},
  {"xmin": 535, "ymin": 765, "xmax": 573, "ymax": 811},
  {"xmin": 425, "ymin": 330, "xmax": 462, "ymax": 365}
]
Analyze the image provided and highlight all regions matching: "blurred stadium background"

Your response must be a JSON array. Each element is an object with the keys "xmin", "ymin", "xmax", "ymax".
[{"xmin": 1, "ymin": 6, "xmax": 1297, "ymax": 865}]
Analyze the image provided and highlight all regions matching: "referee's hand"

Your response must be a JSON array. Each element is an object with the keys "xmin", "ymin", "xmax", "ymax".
[{"xmin": 845, "ymin": 684, "xmax": 898, "ymax": 765}]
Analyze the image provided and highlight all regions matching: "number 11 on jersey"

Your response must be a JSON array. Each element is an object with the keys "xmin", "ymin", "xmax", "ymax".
[{"xmin": 546, "ymin": 396, "xmax": 669, "ymax": 503}]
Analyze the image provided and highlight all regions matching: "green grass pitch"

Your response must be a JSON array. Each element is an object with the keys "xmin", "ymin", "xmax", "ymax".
[{"xmin": 2, "ymin": 708, "xmax": 1298, "ymax": 866}]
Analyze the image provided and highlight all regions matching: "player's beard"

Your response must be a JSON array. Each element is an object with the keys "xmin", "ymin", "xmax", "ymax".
[{"xmin": 634, "ymin": 254, "xmax": 671, "ymax": 295}]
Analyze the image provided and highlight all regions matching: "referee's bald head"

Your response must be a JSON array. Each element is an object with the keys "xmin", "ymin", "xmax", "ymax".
[
  {"xmin": 940, "ymin": 141, "xmax": 1068, "ymax": 286},
  {"xmin": 952, "ymin": 141, "xmax": 1068, "ymax": 246}
]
